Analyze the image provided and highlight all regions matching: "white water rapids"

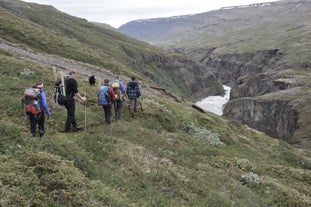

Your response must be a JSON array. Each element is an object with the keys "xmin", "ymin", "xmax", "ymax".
[{"xmin": 195, "ymin": 85, "xmax": 231, "ymax": 116}]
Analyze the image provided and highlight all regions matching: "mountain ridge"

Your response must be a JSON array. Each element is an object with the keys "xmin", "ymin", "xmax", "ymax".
[{"xmin": 118, "ymin": 0, "xmax": 311, "ymax": 148}]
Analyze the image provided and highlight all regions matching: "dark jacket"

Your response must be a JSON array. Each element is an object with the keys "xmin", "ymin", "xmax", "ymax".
[{"xmin": 126, "ymin": 81, "xmax": 141, "ymax": 99}]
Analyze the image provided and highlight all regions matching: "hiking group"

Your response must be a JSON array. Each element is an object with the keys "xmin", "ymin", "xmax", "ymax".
[
  {"xmin": 98, "ymin": 75, "xmax": 141, "ymax": 125},
  {"xmin": 23, "ymin": 70, "xmax": 141, "ymax": 137}
]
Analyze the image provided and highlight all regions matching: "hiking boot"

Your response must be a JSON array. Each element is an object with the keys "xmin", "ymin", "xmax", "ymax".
[
  {"xmin": 73, "ymin": 126, "xmax": 83, "ymax": 131},
  {"xmin": 39, "ymin": 130, "xmax": 45, "ymax": 137}
]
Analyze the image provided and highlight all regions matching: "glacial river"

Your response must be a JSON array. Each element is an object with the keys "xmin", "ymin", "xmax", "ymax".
[{"xmin": 195, "ymin": 85, "xmax": 231, "ymax": 116}]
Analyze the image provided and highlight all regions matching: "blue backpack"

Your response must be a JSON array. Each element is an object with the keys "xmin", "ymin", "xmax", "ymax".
[{"xmin": 98, "ymin": 86, "xmax": 111, "ymax": 105}]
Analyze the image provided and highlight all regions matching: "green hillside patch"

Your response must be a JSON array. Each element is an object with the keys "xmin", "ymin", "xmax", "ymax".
[
  {"xmin": 0, "ymin": 0, "xmax": 310, "ymax": 206},
  {"xmin": 0, "ymin": 1, "xmax": 196, "ymax": 98},
  {"xmin": 0, "ymin": 53, "xmax": 310, "ymax": 206}
]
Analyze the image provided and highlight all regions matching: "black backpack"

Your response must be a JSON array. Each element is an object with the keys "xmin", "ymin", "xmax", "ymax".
[{"xmin": 53, "ymin": 79, "xmax": 68, "ymax": 106}]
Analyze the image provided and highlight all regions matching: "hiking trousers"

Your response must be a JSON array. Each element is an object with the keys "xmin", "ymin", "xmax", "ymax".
[
  {"xmin": 129, "ymin": 98, "xmax": 137, "ymax": 117},
  {"xmin": 29, "ymin": 112, "xmax": 45, "ymax": 137},
  {"xmin": 113, "ymin": 100, "xmax": 122, "ymax": 121},
  {"xmin": 65, "ymin": 99, "xmax": 77, "ymax": 131},
  {"xmin": 102, "ymin": 104, "xmax": 112, "ymax": 124}
]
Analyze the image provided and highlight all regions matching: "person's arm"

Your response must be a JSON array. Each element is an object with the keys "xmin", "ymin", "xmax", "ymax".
[
  {"xmin": 120, "ymin": 82, "xmax": 126, "ymax": 93},
  {"xmin": 72, "ymin": 79, "xmax": 86, "ymax": 101},
  {"xmin": 136, "ymin": 82, "xmax": 141, "ymax": 98},
  {"xmin": 126, "ymin": 82, "xmax": 130, "ymax": 96},
  {"xmin": 108, "ymin": 88, "xmax": 115, "ymax": 98},
  {"xmin": 108, "ymin": 88, "xmax": 115, "ymax": 104},
  {"xmin": 40, "ymin": 91, "xmax": 51, "ymax": 117},
  {"xmin": 75, "ymin": 92, "xmax": 86, "ymax": 101}
]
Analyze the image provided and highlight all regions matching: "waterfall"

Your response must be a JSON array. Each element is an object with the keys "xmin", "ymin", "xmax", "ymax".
[{"xmin": 195, "ymin": 85, "xmax": 231, "ymax": 116}]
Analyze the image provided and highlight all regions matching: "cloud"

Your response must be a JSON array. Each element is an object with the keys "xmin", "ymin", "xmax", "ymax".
[{"xmin": 23, "ymin": 0, "xmax": 280, "ymax": 27}]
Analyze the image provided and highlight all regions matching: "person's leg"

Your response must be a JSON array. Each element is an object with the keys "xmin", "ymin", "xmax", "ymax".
[
  {"xmin": 29, "ymin": 114, "xmax": 36, "ymax": 137},
  {"xmin": 103, "ymin": 105, "xmax": 107, "ymax": 123},
  {"xmin": 113, "ymin": 101, "xmax": 118, "ymax": 121},
  {"xmin": 65, "ymin": 100, "xmax": 75, "ymax": 132},
  {"xmin": 116, "ymin": 100, "xmax": 122, "ymax": 121},
  {"xmin": 107, "ymin": 104, "xmax": 112, "ymax": 124},
  {"xmin": 71, "ymin": 100, "xmax": 77, "ymax": 128},
  {"xmin": 133, "ymin": 98, "xmax": 137, "ymax": 113},
  {"xmin": 103, "ymin": 105, "xmax": 110, "ymax": 125},
  {"xmin": 38, "ymin": 112, "xmax": 45, "ymax": 137},
  {"xmin": 129, "ymin": 99, "xmax": 135, "ymax": 117}
]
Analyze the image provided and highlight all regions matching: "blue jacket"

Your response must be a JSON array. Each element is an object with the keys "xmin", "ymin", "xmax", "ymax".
[{"xmin": 39, "ymin": 90, "xmax": 51, "ymax": 117}]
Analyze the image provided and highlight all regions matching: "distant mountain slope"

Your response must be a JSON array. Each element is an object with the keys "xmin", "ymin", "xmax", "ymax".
[
  {"xmin": 119, "ymin": 0, "xmax": 311, "ymax": 60},
  {"xmin": 0, "ymin": 0, "xmax": 223, "ymax": 99},
  {"xmin": 119, "ymin": 0, "xmax": 311, "ymax": 148}
]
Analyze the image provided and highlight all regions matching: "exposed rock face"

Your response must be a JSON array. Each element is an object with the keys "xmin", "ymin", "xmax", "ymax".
[
  {"xmin": 199, "ymin": 49, "xmax": 303, "ymax": 144},
  {"xmin": 230, "ymin": 74, "xmax": 293, "ymax": 100},
  {"xmin": 141, "ymin": 54, "xmax": 225, "ymax": 99},
  {"xmin": 198, "ymin": 49, "xmax": 283, "ymax": 86},
  {"xmin": 223, "ymin": 98, "xmax": 299, "ymax": 141},
  {"xmin": 121, "ymin": 47, "xmax": 225, "ymax": 99}
]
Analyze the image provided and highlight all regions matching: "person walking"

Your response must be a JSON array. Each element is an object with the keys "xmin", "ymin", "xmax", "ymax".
[
  {"xmin": 111, "ymin": 75, "xmax": 126, "ymax": 122},
  {"xmin": 126, "ymin": 76, "xmax": 141, "ymax": 118},
  {"xmin": 28, "ymin": 81, "xmax": 51, "ymax": 137},
  {"xmin": 98, "ymin": 79, "xmax": 115, "ymax": 125},
  {"xmin": 64, "ymin": 70, "xmax": 86, "ymax": 132}
]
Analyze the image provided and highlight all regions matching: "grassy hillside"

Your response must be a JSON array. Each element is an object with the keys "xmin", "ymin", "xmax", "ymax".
[
  {"xmin": 1, "ymin": 0, "xmax": 224, "ymax": 99},
  {"xmin": 0, "ymin": 0, "xmax": 160, "ymax": 73},
  {"xmin": 1, "ymin": 42, "xmax": 311, "ymax": 206},
  {"xmin": 0, "ymin": 0, "xmax": 311, "ymax": 206},
  {"xmin": 0, "ymin": 48, "xmax": 311, "ymax": 206},
  {"xmin": 0, "ymin": 0, "xmax": 197, "ymax": 96}
]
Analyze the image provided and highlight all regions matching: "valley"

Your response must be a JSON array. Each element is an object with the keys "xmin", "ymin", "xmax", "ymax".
[{"xmin": 119, "ymin": 0, "xmax": 311, "ymax": 148}]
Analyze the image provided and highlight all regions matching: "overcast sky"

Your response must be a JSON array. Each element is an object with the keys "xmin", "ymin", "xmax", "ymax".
[{"xmin": 23, "ymin": 0, "xmax": 280, "ymax": 28}]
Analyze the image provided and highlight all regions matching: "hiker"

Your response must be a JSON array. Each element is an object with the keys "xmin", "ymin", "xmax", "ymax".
[
  {"xmin": 89, "ymin": 75, "xmax": 96, "ymax": 86},
  {"xmin": 64, "ymin": 70, "xmax": 86, "ymax": 132},
  {"xmin": 111, "ymin": 75, "xmax": 127, "ymax": 121},
  {"xmin": 28, "ymin": 82, "xmax": 51, "ymax": 137},
  {"xmin": 98, "ymin": 79, "xmax": 115, "ymax": 125},
  {"xmin": 126, "ymin": 76, "xmax": 141, "ymax": 118}
]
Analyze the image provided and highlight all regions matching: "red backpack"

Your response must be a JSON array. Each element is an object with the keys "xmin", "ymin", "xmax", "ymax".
[{"xmin": 23, "ymin": 88, "xmax": 42, "ymax": 115}]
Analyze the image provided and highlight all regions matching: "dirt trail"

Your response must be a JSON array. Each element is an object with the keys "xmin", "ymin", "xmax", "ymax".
[
  {"xmin": 0, "ymin": 38, "xmax": 182, "ymax": 102},
  {"xmin": 0, "ymin": 38, "xmax": 115, "ymax": 80}
]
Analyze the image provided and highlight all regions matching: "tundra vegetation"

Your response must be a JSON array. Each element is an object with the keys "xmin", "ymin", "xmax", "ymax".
[{"xmin": 0, "ymin": 0, "xmax": 310, "ymax": 206}]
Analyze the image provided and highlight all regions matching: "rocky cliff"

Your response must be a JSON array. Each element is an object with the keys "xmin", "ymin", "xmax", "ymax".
[
  {"xmin": 118, "ymin": 0, "xmax": 311, "ymax": 148},
  {"xmin": 121, "ymin": 46, "xmax": 224, "ymax": 99},
  {"xmin": 199, "ymin": 48, "xmax": 310, "ymax": 147},
  {"xmin": 223, "ymin": 94, "xmax": 299, "ymax": 142}
]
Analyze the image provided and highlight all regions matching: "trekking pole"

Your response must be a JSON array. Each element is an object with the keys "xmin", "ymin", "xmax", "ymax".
[
  {"xmin": 45, "ymin": 117, "xmax": 48, "ymax": 137},
  {"xmin": 83, "ymin": 93, "xmax": 87, "ymax": 133}
]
